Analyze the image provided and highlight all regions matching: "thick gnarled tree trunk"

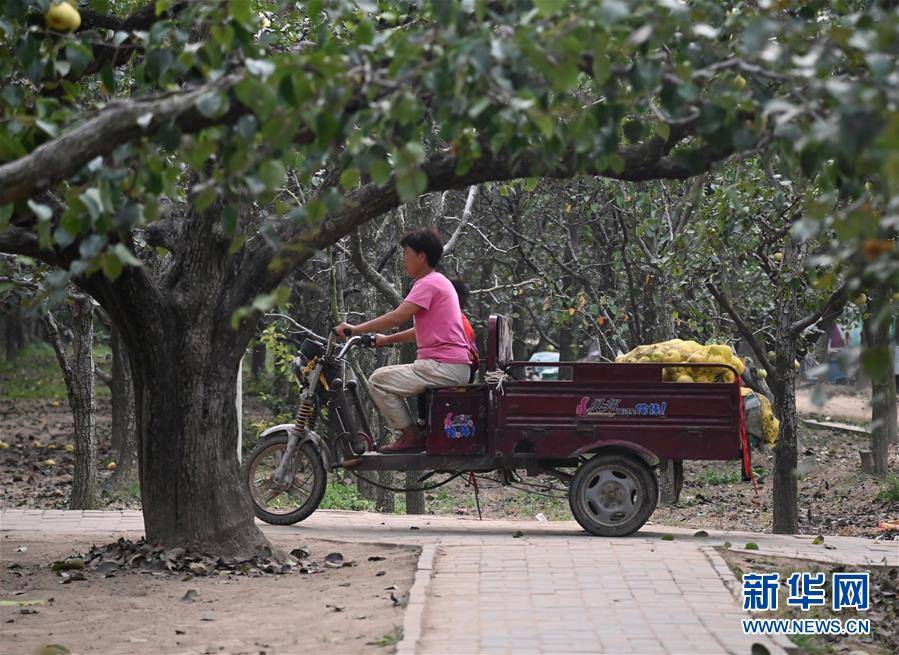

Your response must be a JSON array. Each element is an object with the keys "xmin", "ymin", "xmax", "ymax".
[{"xmin": 126, "ymin": 308, "xmax": 265, "ymax": 557}]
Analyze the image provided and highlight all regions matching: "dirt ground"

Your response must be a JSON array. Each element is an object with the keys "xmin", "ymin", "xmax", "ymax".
[
  {"xmin": 0, "ymin": 396, "xmax": 269, "ymax": 510},
  {"xmin": 796, "ymin": 383, "xmax": 873, "ymax": 423},
  {"xmin": 649, "ymin": 425, "xmax": 899, "ymax": 537},
  {"xmin": 0, "ymin": 533, "xmax": 418, "ymax": 655}
]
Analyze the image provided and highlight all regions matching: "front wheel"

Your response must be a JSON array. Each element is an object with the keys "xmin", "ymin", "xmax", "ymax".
[
  {"xmin": 242, "ymin": 432, "xmax": 326, "ymax": 525},
  {"xmin": 568, "ymin": 453, "xmax": 658, "ymax": 537}
]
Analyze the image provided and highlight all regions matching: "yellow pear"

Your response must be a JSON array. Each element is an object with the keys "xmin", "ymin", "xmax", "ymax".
[
  {"xmin": 676, "ymin": 374, "xmax": 694, "ymax": 383},
  {"xmin": 106, "ymin": 461, "xmax": 117, "ymax": 471},
  {"xmin": 45, "ymin": 1, "xmax": 81, "ymax": 32},
  {"xmin": 707, "ymin": 344, "xmax": 733, "ymax": 359}
]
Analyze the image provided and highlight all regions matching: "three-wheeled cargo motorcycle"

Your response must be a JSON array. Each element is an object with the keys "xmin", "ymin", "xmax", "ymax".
[{"xmin": 241, "ymin": 315, "xmax": 751, "ymax": 536}]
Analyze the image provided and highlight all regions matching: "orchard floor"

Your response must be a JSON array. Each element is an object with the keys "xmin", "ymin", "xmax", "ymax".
[{"xmin": 1, "ymin": 532, "xmax": 417, "ymax": 655}]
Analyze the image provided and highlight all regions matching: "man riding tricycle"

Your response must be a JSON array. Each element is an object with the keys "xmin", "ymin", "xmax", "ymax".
[{"xmin": 241, "ymin": 228, "xmax": 751, "ymax": 537}]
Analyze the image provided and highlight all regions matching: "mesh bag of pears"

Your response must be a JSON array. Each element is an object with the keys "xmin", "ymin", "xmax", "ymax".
[
  {"xmin": 614, "ymin": 339, "xmax": 779, "ymax": 445},
  {"xmin": 614, "ymin": 339, "xmax": 744, "ymax": 383},
  {"xmin": 741, "ymin": 387, "xmax": 780, "ymax": 446}
]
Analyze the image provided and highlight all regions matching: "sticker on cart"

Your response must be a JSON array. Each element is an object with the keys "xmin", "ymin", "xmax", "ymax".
[
  {"xmin": 444, "ymin": 412, "xmax": 476, "ymax": 439},
  {"xmin": 576, "ymin": 396, "xmax": 667, "ymax": 418}
]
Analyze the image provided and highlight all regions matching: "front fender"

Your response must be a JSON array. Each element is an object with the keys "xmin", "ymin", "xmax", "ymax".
[
  {"xmin": 571, "ymin": 439, "xmax": 660, "ymax": 467},
  {"xmin": 259, "ymin": 423, "xmax": 334, "ymax": 471}
]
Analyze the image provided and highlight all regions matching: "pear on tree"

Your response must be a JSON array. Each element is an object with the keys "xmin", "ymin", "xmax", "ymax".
[{"xmin": 45, "ymin": 1, "xmax": 81, "ymax": 33}]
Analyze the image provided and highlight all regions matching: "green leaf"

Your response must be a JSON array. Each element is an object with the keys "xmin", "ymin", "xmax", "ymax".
[
  {"xmin": 112, "ymin": 243, "xmax": 143, "ymax": 267},
  {"xmin": 861, "ymin": 347, "xmax": 892, "ymax": 380},
  {"xmin": 339, "ymin": 168, "xmax": 360, "ymax": 191},
  {"xmin": 0, "ymin": 204, "xmax": 12, "ymax": 229},
  {"xmin": 65, "ymin": 43, "xmax": 93, "ymax": 77},
  {"xmin": 655, "ymin": 121, "xmax": 671, "ymax": 140},
  {"xmin": 534, "ymin": 0, "xmax": 560, "ymax": 17},
  {"xmin": 101, "ymin": 252, "xmax": 123, "ymax": 281},
  {"xmin": 79, "ymin": 188, "xmax": 104, "ymax": 221},
  {"xmin": 305, "ymin": 198, "xmax": 326, "ymax": 223},
  {"xmin": 27, "ymin": 200, "xmax": 53, "ymax": 222},
  {"xmin": 234, "ymin": 78, "xmax": 277, "ymax": 120},
  {"xmin": 245, "ymin": 58, "xmax": 275, "ymax": 81},
  {"xmin": 258, "ymin": 160, "xmax": 286, "ymax": 190},
  {"xmin": 194, "ymin": 182, "xmax": 219, "ymax": 213},
  {"xmin": 370, "ymin": 160, "xmax": 392, "ymax": 186},
  {"xmin": 195, "ymin": 90, "xmax": 228, "ymax": 119},
  {"xmin": 35, "ymin": 120, "xmax": 57, "ymax": 138},
  {"xmin": 396, "ymin": 168, "xmax": 427, "ymax": 202},
  {"xmin": 227, "ymin": 0, "xmax": 255, "ymax": 28}
]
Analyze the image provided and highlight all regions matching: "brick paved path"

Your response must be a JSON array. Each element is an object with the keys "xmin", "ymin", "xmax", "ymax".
[{"xmin": 3, "ymin": 509, "xmax": 895, "ymax": 654}]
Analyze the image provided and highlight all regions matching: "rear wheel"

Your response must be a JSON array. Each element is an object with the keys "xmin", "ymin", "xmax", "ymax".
[
  {"xmin": 568, "ymin": 453, "xmax": 658, "ymax": 537},
  {"xmin": 242, "ymin": 432, "xmax": 326, "ymax": 525}
]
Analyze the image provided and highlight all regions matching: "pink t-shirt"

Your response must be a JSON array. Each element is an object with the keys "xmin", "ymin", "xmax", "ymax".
[{"xmin": 404, "ymin": 271, "xmax": 471, "ymax": 364}]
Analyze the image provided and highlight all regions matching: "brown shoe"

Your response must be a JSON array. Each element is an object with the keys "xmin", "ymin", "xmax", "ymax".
[{"xmin": 380, "ymin": 433, "xmax": 425, "ymax": 454}]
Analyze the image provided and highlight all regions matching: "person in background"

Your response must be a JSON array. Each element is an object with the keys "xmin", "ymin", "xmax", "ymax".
[
  {"xmin": 334, "ymin": 228, "xmax": 470, "ymax": 453},
  {"xmin": 449, "ymin": 277, "xmax": 479, "ymax": 383}
]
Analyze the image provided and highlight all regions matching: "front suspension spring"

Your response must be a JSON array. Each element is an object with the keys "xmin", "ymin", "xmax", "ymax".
[{"xmin": 294, "ymin": 395, "xmax": 316, "ymax": 431}]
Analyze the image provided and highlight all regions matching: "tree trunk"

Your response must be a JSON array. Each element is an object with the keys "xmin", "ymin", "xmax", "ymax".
[
  {"xmin": 251, "ymin": 341, "xmax": 266, "ymax": 380},
  {"xmin": 864, "ymin": 291, "xmax": 897, "ymax": 475},
  {"xmin": 128, "ymin": 320, "xmax": 266, "ymax": 556},
  {"xmin": 770, "ymin": 365, "xmax": 799, "ymax": 534},
  {"xmin": 4, "ymin": 311, "xmax": 32, "ymax": 360},
  {"xmin": 44, "ymin": 297, "xmax": 99, "ymax": 510},
  {"xmin": 657, "ymin": 459, "xmax": 683, "ymax": 506},
  {"xmin": 106, "ymin": 327, "xmax": 138, "ymax": 493}
]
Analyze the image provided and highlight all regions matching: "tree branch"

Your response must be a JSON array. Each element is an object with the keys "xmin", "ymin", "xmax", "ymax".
[
  {"xmin": 0, "ymin": 74, "xmax": 245, "ymax": 206},
  {"xmin": 706, "ymin": 282, "xmax": 772, "ymax": 377},
  {"xmin": 347, "ymin": 230, "xmax": 403, "ymax": 306},
  {"xmin": 442, "ymin": 185, "xmax": 478, "ymax": 255},
  {"xmin": 255, "ymin": 125, "xmax": 745, "ymax": 307},
  {"xmin": 42, "ymin": 310, "xmax": 75, "ymax": 391},
  {"xmin": 789, "ymin": 280, "xmax": 850, "ymax": 336},
  {"xmin": 94, "ymin": 364, "xmax": 113, "ymax": 387}
]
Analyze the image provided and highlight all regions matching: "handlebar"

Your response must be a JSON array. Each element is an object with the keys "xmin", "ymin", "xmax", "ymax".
[{"xmin": 336, "ymin": 333, "xmax": 376, "ymax": 359}]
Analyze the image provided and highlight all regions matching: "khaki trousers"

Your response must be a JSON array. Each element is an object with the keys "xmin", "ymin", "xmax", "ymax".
[{"xmin": 368, "ymin": 359, "xmax": 471, "ymax": 430}]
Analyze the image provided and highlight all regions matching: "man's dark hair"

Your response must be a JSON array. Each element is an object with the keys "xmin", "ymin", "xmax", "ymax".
[
  {"xmin": 450, "ymin": 278, "xmax": 470, "ymax": 310},
  {"xmin": 400, "ymin": 227, "xmax": 444, "ymax": 268}
]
